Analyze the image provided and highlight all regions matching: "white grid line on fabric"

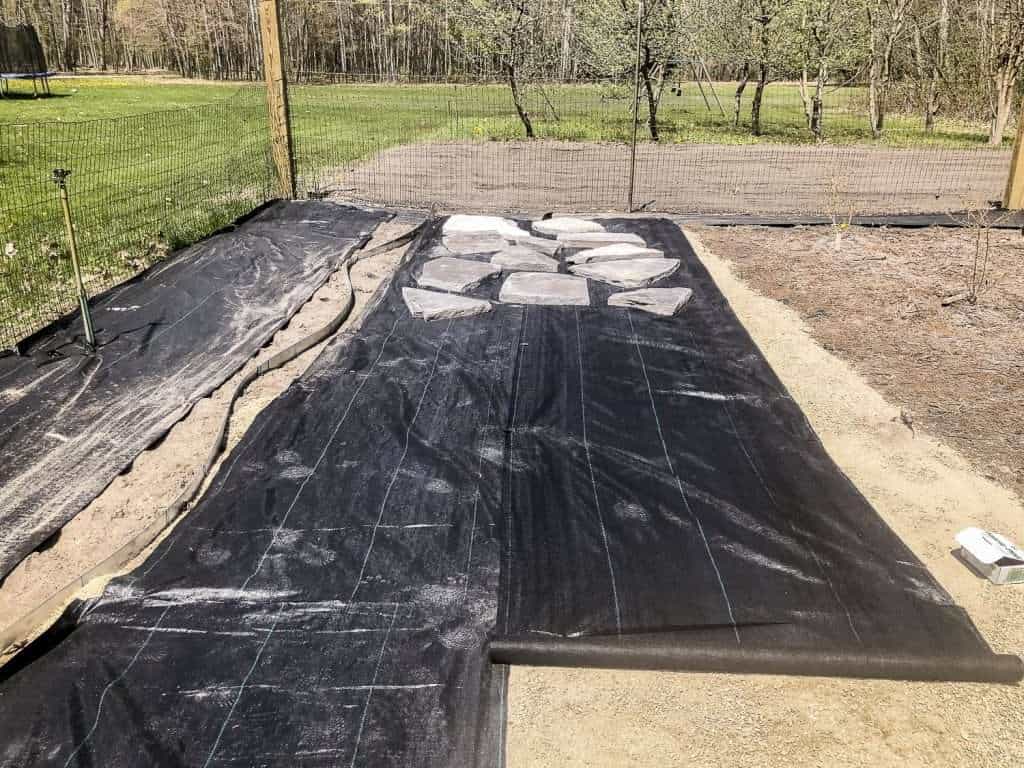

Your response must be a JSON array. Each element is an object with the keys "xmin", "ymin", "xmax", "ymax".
[
  {"xmin": 503, "ymin": 305, "xmax": 529, "ymax": 635},
  {"xmin": 345, "ymin": 316, "xmax": 455, "ymax": 609},
  {"xmin": 464, "ymin": 310, "xmax": 510, "ymax": 602},
  {"xmin": 241, "ymin": 316, "xmax": 403, "ymax": 592},
  {"xmin": 574, "ymin": 308, "xmax": 623, "ymax": 636},
  {"xmin": 348, "ymin": 604, "xmax": 401, "ymax": 767},
  {"xmin": 627, "ymin": 310, "xmax": 740, "ymax": 645},
  {"xmin": 682, "ymin": 323, "xmax": 863, "ymax": 645},
  {"xmin": 61, "ymin": 604, "xmax": 174, "ymax": 768},
  {"xmin": 63, "ymin": 316, "xmax": 404, "ymax": 765}
]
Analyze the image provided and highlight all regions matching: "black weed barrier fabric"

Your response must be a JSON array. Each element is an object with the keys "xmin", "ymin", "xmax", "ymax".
[
  {"xmin": 493, "ymin": 225, "xmax": 1019, "ymax": 680},
  {"xmin": 0, "ymin": 201, "xmax": 389, "ymax": 582},
  {"xmin": 0, "ymin": 217, "xmax": 1018, "ymax": 768}
]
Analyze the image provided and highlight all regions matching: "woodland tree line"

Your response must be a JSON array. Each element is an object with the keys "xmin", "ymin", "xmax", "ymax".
[{"xmin": 1, "ymin": 0, "xmax": 1022, "ymax": 144}]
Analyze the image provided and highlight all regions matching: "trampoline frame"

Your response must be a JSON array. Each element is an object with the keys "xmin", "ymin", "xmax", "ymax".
[{"xmin": 0, "ymin": 71, "xmax": 55, "ymax": 98}]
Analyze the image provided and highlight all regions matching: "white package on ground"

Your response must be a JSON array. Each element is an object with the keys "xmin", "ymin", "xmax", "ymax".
[
  {"xmin": 570, "ymin": 257, "xmax": 680, "ymax": 289},
  {"xmin": 956, "ymin": 527, "xmax": 1024, "ymax": 585}
]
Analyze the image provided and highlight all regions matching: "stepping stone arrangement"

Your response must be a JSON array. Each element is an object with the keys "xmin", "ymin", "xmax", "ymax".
[
  {"xmin": 511, "ymin": 234, "xmax": 562, "ymax": 256},
  {"xmin": 441, "ymin": 232, "xmax": 507, "ymax": 255},
  {"xmin": 403, "ymin": 288, "xmax": 492, "ymax": 320},
  {"xmin": 418, "ymin": 257, "xmax": 501, "ymax": 292},
  {"xmin": 403, "ymin": 214, "xmax": 694, "ymax": 319},
  {"xmin": 532, "ymin": 217, "xmax": 606, "ymax": 237},
  {"xmin": 555, "ymin": 231, "xmax": 647, "ymax": 249},
  {"xmin": 499, "ymin": 272, "xmax": 591, "ymax": 306},
  {"xmin": 491, "ymin": 246, "xmax": 559, "ymax": 273},
  {"xmin": 566, "ymin": 243, "xmax": 664, "ymax": 265},
  {"xmin": 569, "ymin": 257, "xmax": 680, "ymax": 290},
  {"xmin": 444, "ymin": 214, "xmax": 530, "ymax": 239},
  {"xmin": 608, "ymin": 287, "xmax": 694, "ymax": 317}
]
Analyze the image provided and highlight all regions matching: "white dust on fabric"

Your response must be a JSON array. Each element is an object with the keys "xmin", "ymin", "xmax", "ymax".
[
  {"xmin": 718, "ymin": 540, "xmax": 825, "ymax": 585},
  {"xmin": 655, "ymin": 388, "xmax": 760, "ymax": 404},
  {"xmin": 142, "ymin": 587, "xmax": 301, "ymax": 606},
  {"xmin": 614, "ymin": 501, "xmax": 649, "ymax": 523},
  {"xmin": 426, "ymin": 477, "xmax": 455, "ymax": 495}
]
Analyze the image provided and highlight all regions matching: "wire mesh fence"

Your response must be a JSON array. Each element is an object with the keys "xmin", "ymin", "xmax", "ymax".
[
  {"xmin": 290, "ymin": 74, "xmax": 1015, "ymax": 215},
  {"xmin": 0, "ymin": 85, "xmax": 273, "ymax": 351},
  {"xmin": 0, "ymin": 70, "xmax": 1018, "ymax": 351}
]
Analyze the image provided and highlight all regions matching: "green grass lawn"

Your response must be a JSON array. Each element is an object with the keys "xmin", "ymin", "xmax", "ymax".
[
  {"xmin": 0, "ymin": 75, "xmax": 1014, "ymax": 349},
  {"xmin": 0, "ymin": 79, "xmax": 273, "ymax": 347},
  {"xmin": 0, "ymin": 75, "xmax": 241, "ymax": 119}
]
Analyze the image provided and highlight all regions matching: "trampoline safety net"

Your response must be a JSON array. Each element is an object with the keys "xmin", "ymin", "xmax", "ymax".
[{"xmin": 0, "ymin": 25, "xmax": 47, "ymax": 74}]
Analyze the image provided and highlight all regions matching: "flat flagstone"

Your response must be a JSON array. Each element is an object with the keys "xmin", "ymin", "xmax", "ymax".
[
  {"xmin": 569, "ymin": 258, "xmax": 680, "ymax": 289},
  {"xmin": 498, "ymin": 272, "xmax": 590, "ymax": 306},
  {"xmin": 608, "ymin": 287, "xmax": 694, "ymax": 316},
  {"xmin": 443, "ymin": 214, "xmax": 530, "ymax": 239},
  {"xmin": 532, "ymin": 217, "xmax": 606, "ymax": 237},
  {"xmin": 509, "ymin": 234, "xmax": 562, "ymax": 256},
  {"xmin": 556, "ymin": 231, "xmax": 647, "ymax": 249},
  {"xmin": 403, "ymin": 288, "xmax": 492, "ymax": 321},
  {"xmin": 566, "ymin": 242, "xmax": 665, "ymax": 265},
  {"xmin": 441, "ymin": 232, "xmax": 508, "ymax": 255},
  {"xmin": 491, "ymin": 246, "xmax": 559, "ymax": 273},
  {"xmin": 417, "ymin": 257, "xmax": 502, "ymax": 292}
]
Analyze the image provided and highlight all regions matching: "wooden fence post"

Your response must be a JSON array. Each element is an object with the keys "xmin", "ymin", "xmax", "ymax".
[
  {"xmin": 1005, "ymin": 108, "xmax": 1024, "ymax": 210},
  {"xmin": 258, "ymin": 0, "xmax": 296, "ymax": 199}
]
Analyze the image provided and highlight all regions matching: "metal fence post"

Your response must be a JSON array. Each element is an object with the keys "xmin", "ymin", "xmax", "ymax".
[
  {"xmin": 1004, "ymin": 108, "xmax": 1024, "ymax": 210},
  {"xmin": 52, "ymin": 169, "xmax": 96, "ymax": 349},
  {"xmin": 627, "ymin": 0, "xmax": 644, "ymax": 213},
  {"xmin": 258, "ymin": 0, "xmax": 297, "ymax": 199}
]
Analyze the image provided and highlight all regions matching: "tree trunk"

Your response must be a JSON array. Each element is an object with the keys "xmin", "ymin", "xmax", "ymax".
[
  {"xmin": 989, "ymin": 70, "xmax": 1017, "ymax": 146},
  {"xmin": 868, "ymin": 36, "xmax": 884, "ymax": 139},
  {"xmin": 800, "ymin": 66, "xmax": 813, "ymax": 128},
  {"xmin": 751, "ymin": 62, "xmax": 769, "ymax": 136},
  {"xmin": 559, "ymin": 0, "xmax": 573, "ymax": 82},
  {"xmin": 642, "ymin": 66, "xmax": 659, "ymax": 141},
  {"xmin": 508, "ymin": 64, "xmax": 534, "ymax": 138},
  {"xmin": 733, "ymin": 62, "xmax": 750, "ymax": 128},
  {"xmin": 867, "ymin": 7, "xmax": 885, "ymax": 138},
  {"xmin": 61, "ymin": 0, "xmax": 77, "ymax": 70},
  {"xmin": 98, "ymin": 0, "xmax": 110, "ymax": 70},
  {"xmin": 443, "ymin": 0, "xmax": 450, "ymax": 77},
  {"xmin": 248, "ymin": 0, "xmax": 261, "ymax": 76},
  {"xmin": 925, "ymin": 0, "xmax": 947, "ymax": 132},
  {"xmin": 798, "ymin": 7, "xmax": 813, "ymax": 127},
  {"xmin": 810, "ymin": 63, "xmax": 826, "ymax": 140}
]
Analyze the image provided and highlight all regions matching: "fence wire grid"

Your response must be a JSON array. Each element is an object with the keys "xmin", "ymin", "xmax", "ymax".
[
  {"xmin": 0, "ymin": 86, "xmax": 273, "ymax": 351},
  {"xmin": 291, "ymin": 74, "xmax": 1014, "ymax": 214},
  {"xmin": 0, "ymin": 71, "xmax": 1019, "ymax": 350}
]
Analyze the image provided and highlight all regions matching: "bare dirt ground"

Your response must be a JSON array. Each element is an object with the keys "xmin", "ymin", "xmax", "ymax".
[
  {"xmin": 334, "ymin": 140, "xmax": 1011, "ymax": 215},
  {"xmin": 507, "ymin": 227, "xmax": 1024, "ymax": 768},
  {"xmin": 694, "ymin": 224, "xmax": 1024, "ymax": 499},
  {"xmin": 0, "ymin": 213, "xmax": 422, "ymax": 647}
]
